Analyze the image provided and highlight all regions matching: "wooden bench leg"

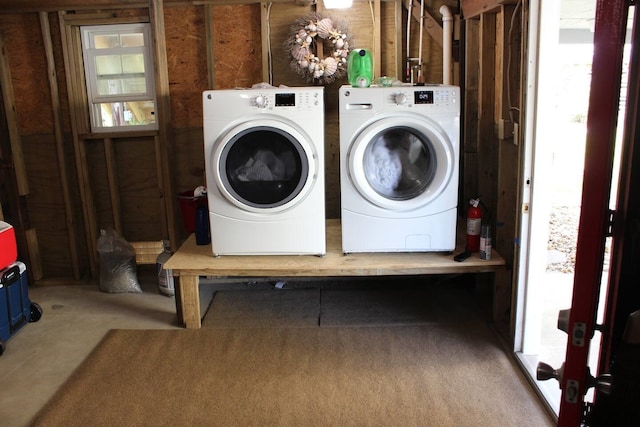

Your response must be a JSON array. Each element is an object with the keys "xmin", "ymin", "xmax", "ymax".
[{"xmin": 177, "ymin": 274, "xmax": 201, "ymax": 329}]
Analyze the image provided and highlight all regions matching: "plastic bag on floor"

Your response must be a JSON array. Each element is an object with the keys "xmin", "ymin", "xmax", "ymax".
[{"xmin": 97, "ymin": 228, "xmax": 142, "ymax": 293}]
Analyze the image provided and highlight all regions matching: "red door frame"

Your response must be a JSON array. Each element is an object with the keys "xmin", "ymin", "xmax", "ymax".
[{"xmin": 557, "ymin": 0, "xmax": 630, "ymax": 425}]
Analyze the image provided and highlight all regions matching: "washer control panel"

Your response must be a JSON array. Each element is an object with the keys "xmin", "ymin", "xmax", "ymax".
[{"xmin": 250, "ymin": 90, "xmax": 321, "ymax": 111}]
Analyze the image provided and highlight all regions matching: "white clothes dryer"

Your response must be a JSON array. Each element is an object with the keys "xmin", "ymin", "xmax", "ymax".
[
  {"xmin": 339, "ymin": 85, "xmax": 460, "ymax": 253},
  {"xmin": 203, "ymin": 87, "xmax": 325, "ymax": 256}
]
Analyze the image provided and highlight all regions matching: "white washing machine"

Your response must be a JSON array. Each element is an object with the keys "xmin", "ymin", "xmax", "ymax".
[
  {"xmin": 203, "ymin": 87, "xmax": 325, "ymax": 256},
  {"xmin": 339, "ymin": 85, "xmax": 460, "ymax": 253}
]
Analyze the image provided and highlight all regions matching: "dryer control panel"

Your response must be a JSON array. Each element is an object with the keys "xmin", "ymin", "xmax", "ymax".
[{"xmin": 386, "ymin": 86, "xmax": 459, "ymax": 112}]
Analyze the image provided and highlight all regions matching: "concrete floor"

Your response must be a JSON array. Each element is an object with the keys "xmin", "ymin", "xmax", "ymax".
[{"xmin": 0, "ymin": 266, "xmax": 216, "ymax": 427}]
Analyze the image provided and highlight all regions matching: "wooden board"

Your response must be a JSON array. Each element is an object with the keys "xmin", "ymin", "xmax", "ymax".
[
  {"xmin": 460, "ymin": 0, "xmax": 518, "ymax": 20},
  {"xmin": 131, "ymin": 240, "xmax": 164, "ymax": 264},
  {"xmin": 165, "ymin": 218, "xmax": 505, "ymax": 277}
]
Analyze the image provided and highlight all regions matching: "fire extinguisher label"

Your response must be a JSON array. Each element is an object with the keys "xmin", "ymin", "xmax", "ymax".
[{"xmin": 467, "ymin": 218, "xmax": 481, "ymax": 235}]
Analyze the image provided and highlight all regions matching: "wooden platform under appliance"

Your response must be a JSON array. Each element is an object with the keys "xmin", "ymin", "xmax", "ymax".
[{"xmin": 165, "ymin": 219, "xmax": 507, "ymax": 329}]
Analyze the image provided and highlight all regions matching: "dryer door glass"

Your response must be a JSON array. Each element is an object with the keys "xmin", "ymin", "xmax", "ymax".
[
  {"xmin": 219, "ymin": 126, "xmax": 309, "ymax": 208},
  {"xmin": 363, "ymin": 127, "xmax": 436, "ymax": 200}
]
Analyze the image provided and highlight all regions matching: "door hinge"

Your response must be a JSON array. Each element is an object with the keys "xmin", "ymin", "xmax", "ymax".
[{"xmin": 606, "ymin": 209, "xmax": 616, "ymax": 237}]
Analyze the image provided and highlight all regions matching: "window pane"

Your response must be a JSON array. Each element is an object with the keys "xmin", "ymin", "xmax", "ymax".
[
  {"xmin": 121, "ymin": 54, "xmax": 145, "ymax": 74},
  {"xmin": 92, "ymin": 101, "xmax": 156, "ymax": 128},
  {"xmin": 93, "ymin": 32, "xmax": 144, "ymax": 48},
  {"xmin": 95, "ymin": 54, "xmax": 145, "ymax": 76},
  {"xmin": 93, "ymin": 34, "xmax": 119, "ymax": 49},
  {"xmin": 95, "ymin": 54, "xmax": 147, "ymax": 96},
  {"xmin": 95, "ymin": 55, "xmax": 123, "ymax": 76},
  {"xmin": 96, "ymin": 77, "xmax": 147, "ymax": 96}
]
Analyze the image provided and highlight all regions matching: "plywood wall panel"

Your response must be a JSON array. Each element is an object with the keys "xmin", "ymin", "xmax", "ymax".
[
  {"xmin": 1, "ymin": 14, "xmax": 53, "ymax": 135},
  {"xmin": 211, "ymin": 4, "xmax": 263, "ymax": 89},
  {"xmin": 265, "ymin": 2, "xmax": 317, "ymax": 87},
  {"xmin": 165, "ymin": 6, "xmax": 209, "ymax": 128}
]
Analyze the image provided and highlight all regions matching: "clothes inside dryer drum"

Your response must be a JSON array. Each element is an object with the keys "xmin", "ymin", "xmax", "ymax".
[
  {"xmin": 234, "ymin": 149, "xmax": 295, "ymax": 182},
  {"xmin": 220, "ymin": 127, "xmax": 308, "ymax": 207},
  {"xmin": 363, "ymin": 127, "xmax": 436, "ymax": 201}
]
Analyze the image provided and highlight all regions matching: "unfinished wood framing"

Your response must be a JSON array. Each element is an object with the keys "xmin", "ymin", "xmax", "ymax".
[
  {"xmin": 50, "ymin": 7, "xmax": 178, "ymax": 277},
  {"xmin": 0, "ymin": 32, "xmax": 29, "ymax": 197},
  {"xmin": 204, "ymin": 4, "xmax": 215, "ymax": 89},
  {"xmin": 408, "ymin": 0, "xmax": 444, "ymax": 48},
  {"xmin": 394, "ymin": 0, "xmax": 403, "ymax": 80},
  {"xmin": 0, "ymin": 0, "xmax": 298, "ymax": 13},
  {"xmin": 463, "ymin": 17, "xmax": 480, "ymax": 205},
  {"xmin": 477, "ymin": 12, "xmax": 498, "ymax": 227},
  {"xmin": 495, "ymin": 3, "xmax": 522, "ymax": 261},
  {"xmin": 460, "ymin": 3, "xmax": 528, "ymax": 325},
  {"xmin": 0, "ymin": 31, "xmax": 43, "ymax": 280},
  {"xmin": 1, "ymin": 2, "xmax": 512, "ymax": 325},
  {"xmin": 260, "ymin": 2, "xmax": 271, "ymax": 84},
  {"xmin": 496, "ymin": 3, "xmax": 524, "ymax": 326},
  {"xmin": 150, "ymin": 0, "xmax": 178, "ymax": 251},
  {"xmin": 103, "ymin": 138, "xmax": 122, "ymax": 234},
  {"xmin": 39, "ymin": 11, "xmax": 81, "ymax": 280},
  {"xmin": 460, "ymin": 0, "xmax": 518, "ymax": 20},
  {"xmin": 58, "ymin": 13, "xmax": 98, "ymax": 276},
  {"xmin": 373, "ymin": 0, "xmax": 382, "ymax": 77}
]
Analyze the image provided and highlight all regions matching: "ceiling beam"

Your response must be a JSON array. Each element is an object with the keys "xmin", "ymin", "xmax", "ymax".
[{"xmin": 0, "ymin": 0, "xmax": 298, "ymax": 13}]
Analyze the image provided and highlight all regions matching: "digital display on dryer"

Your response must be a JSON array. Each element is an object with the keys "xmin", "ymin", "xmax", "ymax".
[
  {"xmin": 414, "ymin": 91, "xmax": 434, "ymax": 104},
  {"xmin": 275, "ymin": 93, "xmax": 296, "ymax": 107}
]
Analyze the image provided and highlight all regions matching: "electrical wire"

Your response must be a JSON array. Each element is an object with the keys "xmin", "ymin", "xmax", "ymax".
[
  {"xmin": 417, "ymin": 0, "xmax": 424, "ymax": 82},
  {"xmin": 507, "ymin": 0, "xmax": 523, "ymax": 124},
  {"xmin": 266, "ymin": 2, "xmax": 273, "ymax": 85},
  {"xmin": 406, "ymin": 0, "xmax": 413, "ymax": 81}
]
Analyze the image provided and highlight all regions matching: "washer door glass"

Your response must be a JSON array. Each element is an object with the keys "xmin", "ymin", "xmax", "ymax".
[
  {"xmin": 218, "ymin": 125, "xmax": 310, "ymax": 210},
  {"xmin": 364, "ymin": 127, "xmax": 436, "ymax": 200},
  {"xmin": 348, "ymin": 116, "xmax": 455, "ymax": 211}
]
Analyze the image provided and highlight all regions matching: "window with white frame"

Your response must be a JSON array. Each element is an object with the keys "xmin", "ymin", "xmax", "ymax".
[{"xmin": 81, "ymin": 24, "xmax": 157, "ymax": 132}]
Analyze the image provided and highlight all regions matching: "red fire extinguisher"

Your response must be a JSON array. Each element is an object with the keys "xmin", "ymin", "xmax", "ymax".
[{"xmin": 466, "ymin": 198, "xmax": 482, "ymax": 252}]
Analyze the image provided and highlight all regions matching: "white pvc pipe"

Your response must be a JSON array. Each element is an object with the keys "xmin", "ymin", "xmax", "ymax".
[{"xmin": 439, "ymin": 5, "xmax": 453, "ymax": 85}]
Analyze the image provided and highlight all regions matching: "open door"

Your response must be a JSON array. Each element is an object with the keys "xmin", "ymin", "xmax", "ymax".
[
  {"xmin": 534, "ymin": 1, "xmax": 635, "ymax": 425},
  {"xmin": 515, "ymin": 0, "xmax": 637, "ymax": 423},
  {"xmin": 586, "ymin": 5, "xmax": 640, "ymax": 424},
  {"xmin": 549, "ymin": 1, "xmax": 629, "ymax": 424}
]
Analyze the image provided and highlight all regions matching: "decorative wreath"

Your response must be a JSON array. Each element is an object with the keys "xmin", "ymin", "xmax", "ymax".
[{"xmin": 286, "ymin": 13, "xmax": 352, "ymax": 85}]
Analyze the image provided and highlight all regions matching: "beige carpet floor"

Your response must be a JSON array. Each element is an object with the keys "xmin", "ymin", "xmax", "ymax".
[{"xmin": 32, "ymin": 281, "xmax": 554, "ymax": 426}]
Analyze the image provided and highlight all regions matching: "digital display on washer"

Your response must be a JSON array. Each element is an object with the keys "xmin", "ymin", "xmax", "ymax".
[
  {"xmin": 275, "ymin": 93, "xmax": 296, "ymax": 107},
  {"xmin": 414, "ymin": 91, "xmax": 434, "ymax": 104}
]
